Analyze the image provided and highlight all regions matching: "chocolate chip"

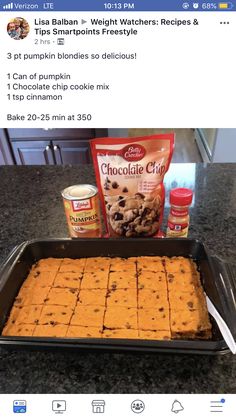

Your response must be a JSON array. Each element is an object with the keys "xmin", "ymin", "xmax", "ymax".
[
  {"xmin": 104, "ymin": 184, "xmax": 110, "ymax": 190},
  {"xmin": 159, "ymin": 307, "xmax": 164, "ymax": 312},
  {"xmin": 119, "ymin": 199, "xmax": 126, "ymax": 208},
  {"xmin": 106, "ymin": 177, "xmax": 111, "ymax": 183},
  {"xmin": 62, "ymin": 312, "xmax": 67, "ymax": 315},
  {"xmin": 15, "ymin": 298, "xmax": 22, "ymax": 303},
  {"xmin": 122, "ymin": 187, "xmax": 128, "ymax": 192},
  {"xmin": 118, "ymin": 196, "xmax": 124, "ymax": 200},
  {"xmin": 107, "ymin": 204, "xmax": 111, "ymax": 211},
  {"xmin": 182, "ymin": 322, "xmax": 187, "ymax": 326},
  {"xmin": 114, "ymin": 212, "xmax": 123, "ymax": 221},
  {"xmin": 46, "ymin": 313, "xmax": 53, "ymax": 316},
  {"xmin": 112, "ymin": 181, "xmax": 119, "ymax": 189},
  {"xmin": 94, "ymin": 309, "xmax": 100, "ymax": 313},
  {"xmin": 50, "ymin": 321, "xmax": 55, "ymax": 325},
  {"xmin": 135, "ymin": 192, "xmax": 145, "ymax": 199},
  {"xmin": 125, "ymin": 323, "xmax": 131, "ymax": 329},
  {"xmin": 168, "ymin": 274, "xmax": 174, "ymax": 279},
  {"xmin": 181, "ymin": 269, "xmax": 185, "ymax": 273},
  {"xmin": 172, "ymin": 321, "xmax": 176, "ymax": 325},
  {"xmin": 187, "ymin": 301, "xmax": 194, "ymax": 308}
]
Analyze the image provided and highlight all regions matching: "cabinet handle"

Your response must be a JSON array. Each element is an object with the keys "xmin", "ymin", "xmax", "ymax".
[
  {"xmin": 45, "ymin": 145, "xmax": 50, "ymax": 151},
  {"xmin": 54, "ymin": 145, "xmax": 58, "ymax": 151}
]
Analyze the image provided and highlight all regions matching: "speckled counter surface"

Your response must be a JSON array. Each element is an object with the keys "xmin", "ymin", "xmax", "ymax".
[{"xmin": 0, "ymin": 163, "xmax": 235, "ymax": 393}]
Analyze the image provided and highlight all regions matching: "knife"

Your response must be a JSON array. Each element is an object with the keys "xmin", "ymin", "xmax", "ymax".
[{"xmin": 205, "ymin": 292, "xmax": 236, "ymax": 355}]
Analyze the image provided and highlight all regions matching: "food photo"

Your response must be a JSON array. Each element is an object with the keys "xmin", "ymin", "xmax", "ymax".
[{"xmin": 0, "ymin": 128, "xmax": 235, "ymax": 393}]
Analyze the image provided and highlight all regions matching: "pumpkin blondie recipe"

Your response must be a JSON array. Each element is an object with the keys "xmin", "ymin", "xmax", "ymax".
[{"xmin": 2, "ymin": 256, "xmax": 212, "ymax": 340}]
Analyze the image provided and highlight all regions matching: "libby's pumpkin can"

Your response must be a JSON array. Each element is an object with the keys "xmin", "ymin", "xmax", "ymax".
[{"xmin": 61, "ymin": 184, "xmax": 102, "ymax": 238}]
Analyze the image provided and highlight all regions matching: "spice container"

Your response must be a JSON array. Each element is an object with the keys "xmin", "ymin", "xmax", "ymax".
[{"xmin": 166, "ymin": 188, "xmax": 193, "ymax": 238}]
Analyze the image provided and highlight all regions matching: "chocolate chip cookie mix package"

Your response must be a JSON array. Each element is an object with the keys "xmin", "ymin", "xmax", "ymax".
[{"xmin": 91, "ymin": 134, "xmax": 175, "ymax": 237}]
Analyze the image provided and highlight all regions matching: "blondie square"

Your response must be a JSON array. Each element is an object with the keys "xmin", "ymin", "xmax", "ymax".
[
  {"xmin": 167, "ymin": 271, "xmax": 201, "ymax": 292},
  {"xmin": 164, "ymin": 256, "xmax": 197, "ymax": 274},
  {"xmin": 104, "ymin": 307, "xmax": 138, "ymax": 329},
  {"xmin": 80, "ymin": 271, "xmax": 109, "ymax": 289},
  {"xmin": 4, "ymin": 305, "xmax": 21, "ymax": 327},
  {"xmin": 33, "ymin": 324, "xmax": 68, "ymax": 337},
  {"xmin": 66, "ymin": 325, "xmax": 102, "ymax": 338},
  {"xmin": 2, "ymin": 323, "xmax": 36, "ymax": 337},
  {"xmin": 138, "ymin": 271, "xmax": 166, "ymax": 290},
  {"xmin": 16, "ymin": 305, "xmax": 43, "ymax": 325},
  {"xmin": 84, "ymin": 257, "xmax": 111, "ymax": 272},
  {"xmin": 16, "ymin": 286, "xmax": 51, "ymax": 306},
  {"xmin": 33, "ymin": 258, "xmax": 62, "ymax": 272},
  {"xmin": 59, "ymin": 258, "xmax": 87, "ymax": 273},
  {"xmin": 139, "ymin": 330, "xmax": 171, "ymax": 340},
  {"xmin": 23, "ymin": 271, "xmax": 57, "ymax": 288},
  {"xmin": 102, "ymin": 328, "xmax": 139, "ymax": 339},
  {"xmin": 78, "ymin": 289, "xmax": 107, "ymax": 306},
  {"xmin": 53, "ymin": 272, "xmax": 82, "ymax": 289},
  {"xmin": 110, "ymin": 257, "xmax": 137, "ymax": 273},
  {"xmin": 108, "ymin": 271, "xmax": 137, "ymax": 290},
  {"xmin": 39, "ymin": 305, "xmax": 73, "ymax": 325},
  {"xmin": 71, "ymin": 305, "xmax": 105, "ymax": 327},
  {"xmin": 106, "ymin": 289, "xmax": 137, "ymax": 308},
  {"xmin": 138, "ymin": 308, "xmax": 170, "ymax": 331},
  {"xmin": 168, "ymin": 289, "xmax": 206, "ymax": 312},
  {"xmin": 170, "ymin": 309, "xmax": 212, "ymax": 339},
  {"xmin": 45, "ymin": 287, "xmax": 78, "ymax": 307},
  {"xmin": 138, "ymin": 289, "xmax": 169, "ymax": 309},
  {"xmin": 137, "ymin": 256, "xmax": 165, "ymax": 272}
]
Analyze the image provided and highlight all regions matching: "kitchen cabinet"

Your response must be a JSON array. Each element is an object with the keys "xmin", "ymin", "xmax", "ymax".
[
  {"xmin": 52, "ymin": 140, "xmax": 91, "ymax": 165},
  {"xmin": 12, "ymin": 141, "xmax": 55, "ymax": 165},
  {"xmin": 8, "ymin": 129, "xmax": 108, "ymax": 165},
  {"xmin": 0, "ymin": 129, "xmax": 15, "ymax": 165}
]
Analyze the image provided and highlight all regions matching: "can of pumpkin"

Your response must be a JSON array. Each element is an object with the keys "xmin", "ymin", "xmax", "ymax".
[{"xmin": 61, "ymin": 184, "xmax": 102, "ymax": 238}]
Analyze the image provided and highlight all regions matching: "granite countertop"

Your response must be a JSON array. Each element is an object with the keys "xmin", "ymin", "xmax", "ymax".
[{"xmin": 0, "ymin": 163, "xmax": 235, "ymax": 393}]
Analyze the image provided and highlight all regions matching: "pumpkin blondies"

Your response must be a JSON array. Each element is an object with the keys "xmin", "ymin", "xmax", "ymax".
[{"xmin": 1, "ymin": 255, "xmax": 212, "ymax": 341}]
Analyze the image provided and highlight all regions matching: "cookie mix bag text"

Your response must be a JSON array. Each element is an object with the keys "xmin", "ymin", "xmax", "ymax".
[{"xmin": 91, "ymin": 134, "xmax": 175, "ymax": 237}]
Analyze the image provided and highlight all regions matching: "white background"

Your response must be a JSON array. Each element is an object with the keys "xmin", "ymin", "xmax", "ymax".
[{"xmin": 0, "ymin": 11, "xmax": 235, "ymax": 128}]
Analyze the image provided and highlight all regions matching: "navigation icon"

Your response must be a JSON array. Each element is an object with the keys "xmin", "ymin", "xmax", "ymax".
[
  {"xmin": 210, "ymin": 398, "xmax": 225, "ymax": 413},
  {"xmin": 52, "ymin": 400, "xmax": 66, "ymax": 414},
  {"xmin": 81, "ymin": 19, "xmax": 87, "ymax": 24},
  {"xmin": 131, "ymin": 400, "xmax": 145, "ymax": 414},
  {"xmin": 92, "ymin": 400, "xmax": 105, "ymax": 413},
  {"xmin": 13, "ymin": 400, "xmax": 27, "ymax": 414},
  {"xmin": 171, "ymin": 400, "xmax": 184, "ymax": 414}
]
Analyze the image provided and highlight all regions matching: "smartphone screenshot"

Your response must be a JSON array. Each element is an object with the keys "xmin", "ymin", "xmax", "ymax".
[{"xmin": 0, "ymin": 0, "xmax": 235, "ymax": 417}]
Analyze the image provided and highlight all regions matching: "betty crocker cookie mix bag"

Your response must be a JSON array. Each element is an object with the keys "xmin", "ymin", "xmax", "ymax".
[{"xmin": 91, "ymin": 134, "xmax": 175, "ymax": 237}]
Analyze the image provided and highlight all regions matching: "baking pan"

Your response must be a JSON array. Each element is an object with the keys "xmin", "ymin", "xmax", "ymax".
[{"xmin": 0, "ymin": 238, "xmax": 235, "ymax": 355}]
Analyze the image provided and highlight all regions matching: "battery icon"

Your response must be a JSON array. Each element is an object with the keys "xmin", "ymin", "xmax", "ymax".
[{"xmin": 218, "ymin": 2, "xmax": 233, "ymax": 8}]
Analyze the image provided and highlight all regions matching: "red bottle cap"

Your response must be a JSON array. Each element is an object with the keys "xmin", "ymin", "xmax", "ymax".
[{"xmin": 170, "ymin": 188, "xmax": 193, "ymax": 206}]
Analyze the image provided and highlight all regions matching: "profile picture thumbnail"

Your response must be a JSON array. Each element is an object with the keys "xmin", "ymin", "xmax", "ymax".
[{"xmin": 7, "ymin": 17, "xmax": 30, "ymax": 40}]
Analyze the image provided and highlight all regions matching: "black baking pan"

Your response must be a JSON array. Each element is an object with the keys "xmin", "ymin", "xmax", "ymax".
[{"xmin": 0, "ymin": 238, "xmax": 235, "ymax": 355}]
